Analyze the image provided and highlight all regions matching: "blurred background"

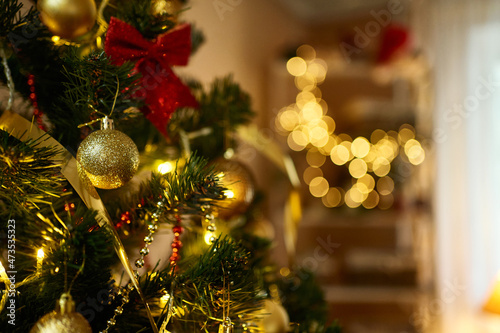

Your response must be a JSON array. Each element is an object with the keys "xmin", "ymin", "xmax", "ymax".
[{"xmin": 180, "ymin": 0, "xmax": 500, "ymax": 332}]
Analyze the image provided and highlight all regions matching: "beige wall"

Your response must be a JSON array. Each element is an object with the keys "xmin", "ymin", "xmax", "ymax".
[{"xmin": 181, "ymin": 0, "xmax": 306, "ymax": 118}]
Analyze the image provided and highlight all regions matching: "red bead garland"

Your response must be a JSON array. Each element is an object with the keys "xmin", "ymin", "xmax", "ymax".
[
  {"xmin": 27, "ymin": 74, "xmax": 46, "ymax": 131},
  {"xmin": 169, "ymin": 216, "xmax": 184, "ymax": 267}
]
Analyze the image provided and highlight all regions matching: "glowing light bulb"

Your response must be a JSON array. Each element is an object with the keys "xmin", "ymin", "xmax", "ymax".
[
  {"xmin": 223, "ymin": 190, "xmax": 235, "ymax": 199},
  {"xmin": 157, "ymin": 161, "xmax": 174, "ymax": 174}
]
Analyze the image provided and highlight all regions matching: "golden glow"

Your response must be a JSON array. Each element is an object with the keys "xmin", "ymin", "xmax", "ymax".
[
  {"xmin": 398, "ymin": 127, "xmax": 415, "ymax": 144},
  {"xmin": 280, "ymin": 266, "xmax": 291, "ymax": 277},
  {"xmin": 279, "ymin": 45, "xmax": 425, "ymax": 209},
  {"xmin": 295, "ymin": 73, "xmax": 316, "ymax": 91},
  {"xmin": 37, "ymin": 248, "xmax": 45, "ymax": 260},
  {"xmin": 204, "ymin": 231, "xmax": 215, "ymax": 245},
  {"xmin": 483, "ymin": 273, "xmax": 500, "ymax": 314},
  {"xmin": 303, "ymin": 166, "xmax": 323, "ymax": 185},
  {"xmin": 351, "ymin": 137, "xmax": 370, "ymax": 158},
  {"xmin": 357, "ymin": 174, "xmax": 375, "ymax": 192},
  {"xmin": 345, "ymin": 190, "xmax": 361, "ymax": 208},
  {"xmin": 37, "ymin": 248, "xmax": 45, "ymax": 274},
  {"xmin": 307, "ymin": 60, "xmax": 327, "ymax": 83},
  {"xmin": 373, "ymin": 157, "xmax": 391, "ymax": 177},
  {"xmin": 223, "ymin": 190, "xmax": 234, "ymax": 199},
  {"xmin": 296, "ymin": 44, "xmax": 316, "ymax": 61},
  {"xmin": 362, "ymin": 191, "xmax": 380, "ymax": 209},
  {"xmin": 371, "ymin": 129, "xmax": 386, "ymax": 143},
  {"xmin": 377, "ymin": 177, "xmax": 395, "ymax": 195},
  {"xmin": 349, "ymin": 159, "xmax": 368, "ymax": 179},
  {"xmin": 330, "ymin": 145, "xmax": 350, "ymax": 165},
  {"xmin": 279, "ymin": 109, "xmax": 300, "ymax": 131},
  {"xmin": 338, "ymin": 133, "xmax": 353, "ymax": 142},
  {"xmin": 324, "ymin": 187, "xmax": 343, "ymax": 207},
  {"xmin": 350, "ymin": 184, "xmax": 368, "ymax": 203},
  {"xmin": 408, "ymin": 145, "xmax": 425, "ymax": 165},
  {"xmin": 309, "ymin": 127, "xmax": 329, "ymax": 147},
  {"xmin": 287, "ymin": 57, "xmax": 307, "ymax": 76},
  {"xmin": 287, "ymin": 131, "xmax": 307, "ymax": 151},
  {"xmin": 319, "ymin": 136, "xmax": 337, "ymax": 155},
  {"xmin": 96, "ymin": 36, "xmax": 102, "ymax": 49},
  {"xmin": 323, "ymin": 116, "xmax": 336, "ymax": 134},
  {"xmin": 157, "ymin": 161, "xmax": 174, "ymax": 174},
  {"xmin": 309, "ymin": 177, "xmax": 329, "ymax": 197},
  {"xmin": 306, "ymin": 150, "xmax": 326, "ymax": 167},
  {"xmin": 160, "ymin": 293, "xmax": 171, "ymax": 308}
]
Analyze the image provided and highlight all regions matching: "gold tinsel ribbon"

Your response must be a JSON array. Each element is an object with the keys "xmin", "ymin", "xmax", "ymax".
[
  {"xmin": 236, "ymin": 125, "xmax": 302, "ymax": 267},
  {"xmin": 0, "ymin": 110, "xmax": 159, "ymax": 333}
]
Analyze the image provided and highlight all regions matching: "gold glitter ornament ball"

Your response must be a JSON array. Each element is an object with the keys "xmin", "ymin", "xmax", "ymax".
[
  {"xmin": 77, "ymin": 128, "xmax": 139, "ymax": 190},
  {"xmin": 38, "ymin": 0, "xmax": 97, "ymax": 39},
  {"xmin": 212, "ymin": 158, "xmax": 255, "ymax": 220},
  {"xmin": 30, "ymin": 293, "xmax": 92, "ymax": 333}
]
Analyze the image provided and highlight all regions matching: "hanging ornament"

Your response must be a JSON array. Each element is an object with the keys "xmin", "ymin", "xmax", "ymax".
[
  {"xmin": 218, "ymin": 318, "xmax": 234, "ymax": 333},
  {"xmin": 77, "ymin": 117, "xmax": 139, "ymax": 190},
  {"xmin": 37, "ymin": 0, "xmax": 97, "ymax": 40},
  {"xmin": 260, "ymin": 299, "xmax": 290, "ymax": 333},
  {"xmin": 105, "ymin": 17, "xmax": 199, "ymax": 138},
  {"xmin": 212, "ymin": 158, "xmax": 255, "ymax": 220},
  {"xmin": 30, "ymin": 293, "xmax": 92, "ymax": 333}
]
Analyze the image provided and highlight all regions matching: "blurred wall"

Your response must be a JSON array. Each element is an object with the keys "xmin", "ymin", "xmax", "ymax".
[{"xmin": 181, "ymin": 0, "xmax": 306, "ymax": 118}]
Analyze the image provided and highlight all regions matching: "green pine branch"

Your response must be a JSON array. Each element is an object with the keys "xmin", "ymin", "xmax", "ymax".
[
  {"xmin": 168, "ymin": 75, "xmax": 255, "ymax": 159},
  {"xmin": 107, "ymin": 0, "xmax": 177, "ymax": 39},
  {"xmin": 61, "ymin": 50, "xmax": 141, "ymax": 123},
  {"xmin": 0, "ymin": 0, "xmax": 35, "ymax": 40},
  {"xmin": 113, "ymin": 236, "xmax": 263, "ymax": 333},
  {"xmin": 0, "ymin": 129, "xmax": 66, "ymax": 218},
  {"xmin": 1, "ymin": 206, "xmax": 116, "ymax": 332},
  {"xmin": 104, "ymin": 154, "xmax": 225, "ymax": 236}
]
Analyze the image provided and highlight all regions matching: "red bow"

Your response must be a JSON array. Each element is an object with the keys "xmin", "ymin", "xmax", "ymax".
[{"xmin": 105, "ymin": 17, "xmax": 198, "ymax": 137}]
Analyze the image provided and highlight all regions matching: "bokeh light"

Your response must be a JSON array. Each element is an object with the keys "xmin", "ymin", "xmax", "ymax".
[
  {"xmin": 287, "ymin": 57, "xmax": 307, "ymax": 76},
  {"xmin": 278, "ymin": 45, "xmax": 425, "ymax": 209},
  {"xmin": 303, "ymin": 166, "xmax": 323, "ymax": 185},
  {"xmin": 309, "ymin": 177, "xmax": 329, "ymax": 197}
]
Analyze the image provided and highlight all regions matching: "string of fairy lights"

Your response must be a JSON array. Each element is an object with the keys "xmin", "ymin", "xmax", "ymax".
[{"xmin": 275, "ymin": 45, "xmax": 425, "ymax": 209}]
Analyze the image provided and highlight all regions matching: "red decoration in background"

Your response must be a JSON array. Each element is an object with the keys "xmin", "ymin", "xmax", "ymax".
[
  {"xmin": 27, "ymin": 74, "xmax": 46, "ymax": 131},
  {"xmin": 104, "ymin": 17, "xmax": 198, "ymax": 137},
  {"xmin": 170, "ymin": 215, "xmax": 184, "ymax": 268},
  {"xmin": 376, "ymin": 24, "xmax": 411, "ymax": 64},
  {"xmin": 116, "ymin": 211, "xmax": 132, "ymax": 229}
]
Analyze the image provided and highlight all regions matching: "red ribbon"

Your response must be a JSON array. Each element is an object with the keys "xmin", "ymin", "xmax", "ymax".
[{"xmin": 105, "ymin": 17, "xmax": 198, "ymax": 137}]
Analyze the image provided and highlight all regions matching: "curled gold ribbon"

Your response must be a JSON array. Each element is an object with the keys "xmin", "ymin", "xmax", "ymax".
[{"xmin": 0, "ymin": 110, "xmax": 159, "ymax": 333}]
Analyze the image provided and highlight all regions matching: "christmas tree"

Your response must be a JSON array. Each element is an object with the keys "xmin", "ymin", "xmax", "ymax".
[{"xmin": 0, "ymin": 0, "xmax": 340, "ymax": 332}]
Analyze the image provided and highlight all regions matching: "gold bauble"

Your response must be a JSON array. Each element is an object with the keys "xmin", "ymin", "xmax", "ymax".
[
  {"xmin": 212, "ymin": 158, "xmax": 255, "ymax": 220},
  {"xmin": 38, "ymin": 0, "xmax": 97, "ymax": 39},
  {"xmin": 30, "ymin": 293, "xmax": 92, "ymax": 333},
  {"xmin": 77, "ymin": 128, "xmax": 139, "ymax": 190},
  {"xmin": 260, "ymin": 299, "xmax": 290, "ymax": 333}
]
